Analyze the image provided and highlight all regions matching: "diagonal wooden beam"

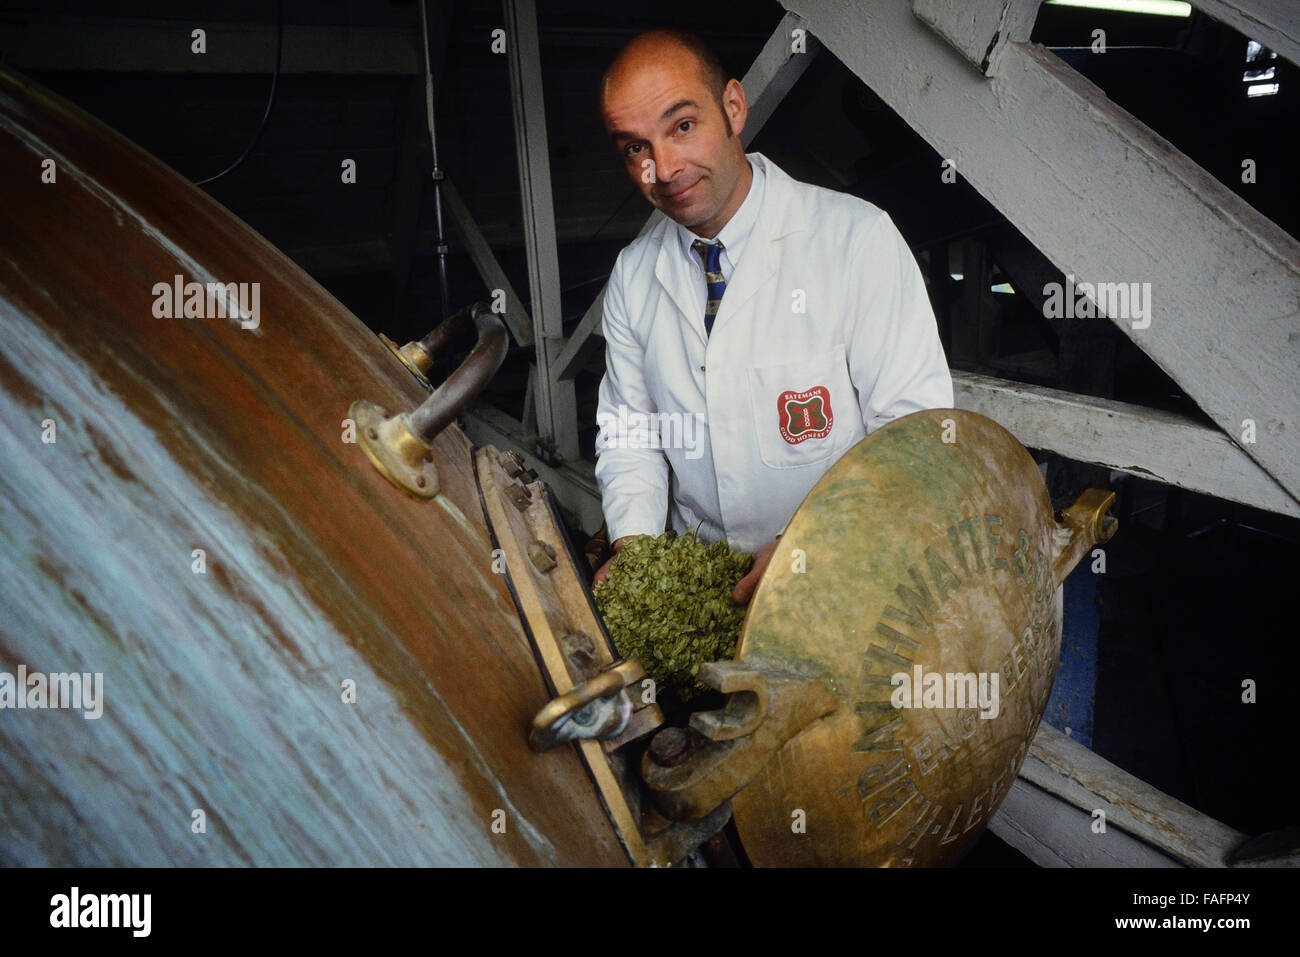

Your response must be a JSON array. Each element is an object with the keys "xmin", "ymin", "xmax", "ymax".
[
  {"xmin": 555, "ymin": 10, "xmax": 820, "ymax": 380},
  {"xmin": 783, "ymin": 0, "xmax": 1300, "ymax": 505},
  {"xmin": 440, "ymin": 176, "xmax": 534, "ymax": 347},
  {"xmin": 740, "ymin": 10, "xmax": 823, "ymax": 138},
  {"xmin": 553, "ymin": 210, "xmax": 664, "ymax": 378},
  {"xmin": 912, "ymin": 0, "xmax": 1040, "ymax": 75},
  {"xmin": 1191, "ymin": 0, "xmax": 1300, "ymax": 67},
  {"xmin": 991, "ymin": 723, "xmax": 1245, "ymax": 868},
  {"xmin": 919, "ymin": 0, "xmax": 1300, "ymax": 72},
  {"xmin": 954, "ymin": 371, "xmax": 1300, "ymax": 517}
]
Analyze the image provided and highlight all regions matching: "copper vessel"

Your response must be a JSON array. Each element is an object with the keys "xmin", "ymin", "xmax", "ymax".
[{"xmin": 0, "ymin": 68, "xmax": 1115, "ymax": 867}]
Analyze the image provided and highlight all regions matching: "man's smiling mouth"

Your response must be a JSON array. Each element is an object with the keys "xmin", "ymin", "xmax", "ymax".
[{"xmin": 662, "ymin": 178, "xmax": 701, "ymax": 200}]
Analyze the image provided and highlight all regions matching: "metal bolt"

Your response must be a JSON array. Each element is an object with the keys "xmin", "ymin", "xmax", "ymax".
[
  {"xmin": 503, "ymin": 450, "xmax": 526, "ymax": 478},
  {"xmin": 528, "ymin": 540, "xmax": 557, "ymax": 572},
  {"xmin": 560, "ymin": 631, "xmax": 595, "ymax": 658},
  {"xmin": 416, "ymin": 475, "xmax": 426, "ymax": 489},
  {"xmin": 560, "ymin": 631, "xmax": 597, "ymax": 671},
  {"xmin": 649, "ymin": 727, "xmax": 691, "ymax": 768}
]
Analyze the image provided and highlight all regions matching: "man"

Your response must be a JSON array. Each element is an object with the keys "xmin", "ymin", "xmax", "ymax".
[{"xmin": 592, "ymin": 28, "xmax": 953, "ymax": 603}]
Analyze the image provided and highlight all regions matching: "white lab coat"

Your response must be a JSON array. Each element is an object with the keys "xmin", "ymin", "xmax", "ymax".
[{"xmin": 595, "ymin": 152, "xmax": 953, "ymax": 554}]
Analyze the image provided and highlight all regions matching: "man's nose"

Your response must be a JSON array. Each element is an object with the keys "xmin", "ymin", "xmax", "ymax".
[{"xmin": 654, "ymin": 141, "xmax": 684, "ymax": 182}]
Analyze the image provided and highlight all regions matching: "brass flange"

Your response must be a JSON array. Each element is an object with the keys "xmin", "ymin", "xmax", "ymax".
[
  {"xmin": 349, "ymin": 399, "xmax": 439, "ymax": 499},
  {"xmin": 379, "ymin": 333, "xmax": 434, "ymax": 387}
]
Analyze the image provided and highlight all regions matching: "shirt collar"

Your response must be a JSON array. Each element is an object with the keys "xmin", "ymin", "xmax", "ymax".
[{"xmin": 678, "ymin": 154, "xmax": 765, "ymax": 268}]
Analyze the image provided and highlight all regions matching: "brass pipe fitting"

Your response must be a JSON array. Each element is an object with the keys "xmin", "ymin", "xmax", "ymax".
[{"xmin": 352, "ymin": 302, "xmax": 508, "ymax": 499}]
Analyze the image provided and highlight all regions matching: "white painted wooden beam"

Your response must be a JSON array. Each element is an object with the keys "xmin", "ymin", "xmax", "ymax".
[
  {"xmin": 1191, "ymin": 0, "xmax": 1300, "ymax": 67},
  {"xmin": 558, "ymin": 10, "xmax": 819, "ymax": 378},
  {"xmin": 781, "ymin": 0, "xmax": 1300, "ymax": 504},
  {"xmin": 991, "ymin": 722, "xmax": 1246, "ymax": 868},
  {"xmin": 911, "ymin": 0, "xmax": 1040, "ymax": 75},
  {"xmin": 741, "ymin": 11, "xmax": 823, "ymax": 138},
  {"xmin": 441, "ymin": 177, "xmax": 534, "ymax": 347},
  {"xmin": 955, "ymin": 371, "xmax": 1300, "ymax": 517},
  {"xmin": 990, "ymin": 777, "xmax": 1183, "ymax": 866},
  {"xmin": 554, "ymin": 211, "xmax": 665, "ymax": 379},
  {"xmin": 552, "ymin": 291, "xmax": 605, "ymax": 382},
  {"xmin": 504, "ymin": 0, "xmax": 578, "ymax": 462}
]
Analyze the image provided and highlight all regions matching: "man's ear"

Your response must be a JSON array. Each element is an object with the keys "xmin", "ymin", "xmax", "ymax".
[{"xmin": 723, "ymin": 78, "xmax": 748, "ymax": 138}]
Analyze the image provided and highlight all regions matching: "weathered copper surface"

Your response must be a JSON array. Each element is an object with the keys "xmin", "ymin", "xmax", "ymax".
[
  {"xmin": 729, "ymin": 409, "xmax": 1114, "ymax": 866},
  {"xmin": 0, "ymin": 68, "xmax": 626, "ymax": 866}
]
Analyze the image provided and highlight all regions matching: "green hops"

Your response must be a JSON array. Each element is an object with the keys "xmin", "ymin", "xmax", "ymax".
[{"xmin": 593, "ymin": 531, "xmax": 754, "ymax": 698}]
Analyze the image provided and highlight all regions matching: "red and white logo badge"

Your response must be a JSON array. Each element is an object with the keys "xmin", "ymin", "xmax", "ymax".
[{"xmin": 777, "ymin": 386, "xmax": 833, "ymax": 445}]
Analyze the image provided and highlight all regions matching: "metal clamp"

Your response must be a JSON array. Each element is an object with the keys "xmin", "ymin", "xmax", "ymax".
[
  {"xmin": 640, "ymin": 660, "xmax": 837, "ymax": 822},
  {"xmin": 529, "ymin": 659, "xmax": 646, "ymax": 753}
]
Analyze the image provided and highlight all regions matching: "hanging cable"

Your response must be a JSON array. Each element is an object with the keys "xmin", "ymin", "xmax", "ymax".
[
  {"xmin": 419, "ymin": 0, "xmax": 452, "ymax": 323},
  {"xmin": 194, "ymin": 0, "xmax": 285, "ymax": 186}
]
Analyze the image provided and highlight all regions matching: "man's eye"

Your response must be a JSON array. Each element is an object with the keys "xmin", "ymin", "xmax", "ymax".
[
  {"xmin": 625, "ymin": 143, "xmax": 643, "ymax": 157},
  {"xmin": 678, "ymin": 120, "xmax": 693, "ymax": 133}
]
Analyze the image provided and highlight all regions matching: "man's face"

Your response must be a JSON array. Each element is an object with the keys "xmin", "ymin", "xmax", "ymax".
[{"xmin": 602, "ymin": 50, "xmax": 748, "ymax": 238}]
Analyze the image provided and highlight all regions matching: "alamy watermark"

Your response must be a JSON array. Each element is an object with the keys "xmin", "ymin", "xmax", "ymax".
[
  {"xmin": 596, "ymin": 405, "xmax": 706, "ymax": 460},
  {"xmin": 891, "ymin": 665, "xmax": 1000, "ymax": 719},
  {"xmin": 152, "ymin": 273, "xmax": 260, "ymax": 330},
  {"xmin": 50, "ymin": 887, "xmax": 150, "ymax": 937},
  {"xmin": 1042, "ymin": 274, "xmax": 1151, "ymax": 329},
  {"xmin": 0, "ymin": 665, "xmax": 103, "ymax": 719}
]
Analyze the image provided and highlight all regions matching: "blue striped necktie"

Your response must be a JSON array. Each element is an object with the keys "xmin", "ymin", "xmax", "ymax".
[{"xmin": 691, "ymin": 239, "xmax": 726, "ymax": 337}]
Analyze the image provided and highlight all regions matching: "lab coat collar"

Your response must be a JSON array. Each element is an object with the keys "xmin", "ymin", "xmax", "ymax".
[
  {"xmin": 676, "ymin": 155, "xmax": 766, "ymax": 270},
  {"xmin": 653, "ymin": 153, "xmax": 811, "ymax": 343}
]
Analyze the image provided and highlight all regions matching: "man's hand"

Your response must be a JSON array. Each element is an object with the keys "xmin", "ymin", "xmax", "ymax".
[
  {"xmin": 732, "ymin": 538, "xmax": 779, "ymax": 605},
  {"xmin": 593, "ymin": 535, "xmax": 638, "ymax": 585}
]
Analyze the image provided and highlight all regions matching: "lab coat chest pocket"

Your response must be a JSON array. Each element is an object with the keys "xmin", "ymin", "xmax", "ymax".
[{"xmin": 747, "ymin": 343, "xmax": 861, "ymax": 469}]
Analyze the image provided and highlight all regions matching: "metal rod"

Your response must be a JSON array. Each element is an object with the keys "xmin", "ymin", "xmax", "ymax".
[
  {"xmin": 408, "ymin": 304, "xmax": 509, "ymax": 441},
  {"xmin": 419, "ymin": 0, "xmax": 451, "ymax": 323}
]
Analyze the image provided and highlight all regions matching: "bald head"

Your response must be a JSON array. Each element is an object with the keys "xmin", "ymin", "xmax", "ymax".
[{"xmin": 601, "ymin": 29, "xmax": 729, "ymax": 129}]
